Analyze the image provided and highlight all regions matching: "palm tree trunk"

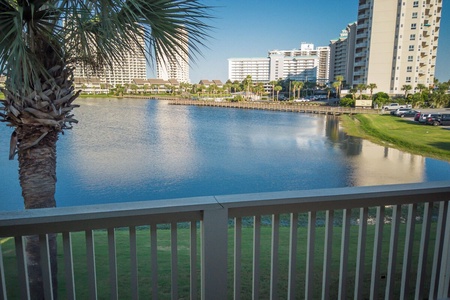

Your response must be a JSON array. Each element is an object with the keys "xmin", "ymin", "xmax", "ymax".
[{"xmin": 17, "ymin": 126, "xmax": 58, "ymax": 298}]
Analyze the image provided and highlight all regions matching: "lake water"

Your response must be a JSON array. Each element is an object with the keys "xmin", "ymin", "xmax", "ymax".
[{"xmin": 1, "ymin": 98, "xmax": 450, "ymax": 211}]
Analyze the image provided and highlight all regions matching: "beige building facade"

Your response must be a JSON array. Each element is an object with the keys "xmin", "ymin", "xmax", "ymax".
[
  {"xmin": 73, "ymin": 35, "xmax": 147, "ymax": 87},
  {"xmin": 329, "ymin": 22, "xmax": 357, "ymax": 86},
  {"xmin": 353, "ymin": 0, "xmax": 442, "ymax": 94}
]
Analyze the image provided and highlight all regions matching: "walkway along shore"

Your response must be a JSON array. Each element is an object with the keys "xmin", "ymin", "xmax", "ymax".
[{"xmin": 166, "ymin": 99, "xmax": 379, "ymax": 115}]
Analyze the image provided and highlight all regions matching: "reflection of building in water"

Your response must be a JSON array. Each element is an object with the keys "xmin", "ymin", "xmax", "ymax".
[
  {"xmin": 324, "ymin": 115, "xmax": 425, "ymax": 186},
  {"xmin": 348, "ymin": 140, "xmax": 425, "ymax": 186},
  {"xmin": 69, "ymin": 99, "xmax": 196, "ymax": 186}
]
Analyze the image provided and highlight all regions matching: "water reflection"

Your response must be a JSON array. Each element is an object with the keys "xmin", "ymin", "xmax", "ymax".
[
  {"xmin": 0, "ymin": 99, "xmax": 449, "ymax": 211},
  {"xmin": 324, "ymin": 115, "xmax": 425, "ymax": 185}
]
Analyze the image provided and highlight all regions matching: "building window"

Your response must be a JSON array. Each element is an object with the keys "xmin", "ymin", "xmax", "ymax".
[
  {"xmin": 413, "ymin": 1, "xmax": 419, "ymax": 7},
  {"xmin": 408, "ymin": 56, "xmax": 414, "ymax": 62},
  {"xmin": 409, "ymin": 45, "xmax": 414, "ymax": 51},
  {"xmin": 412, "ymin": 12, "xmax": 418, "ymax": 18},
  {"xmin": 407, "ymin": 66, "xmax": 412, "ymax": 72},
  {"xmin": 406, "ymin": 77, "xmax": 412, "ymax": 83},
  {"xmin": 411, "ymin": 23, "xmax": 417, "ymax": 29},
  {"xmin": 410, "ymin": 34, "xmax": 416, "ymax": 40}
]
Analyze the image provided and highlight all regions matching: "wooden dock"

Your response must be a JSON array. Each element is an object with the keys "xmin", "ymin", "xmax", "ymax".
[{"xmin": 168, "ymin": 99, "xmax": 379, "ymax": 115}]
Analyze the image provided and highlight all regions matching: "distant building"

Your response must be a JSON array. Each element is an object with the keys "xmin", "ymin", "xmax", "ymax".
[
  {"xmin": 72, "ymin": 33, "xmax": 147, "ymax": 87},
  {"xmin": 73, "ymin": 77, "xmax": 109, "ymax": 94},
  {"xmin": 228, "ymin": 58, "xmax": 270, "ymax": 83},
  {"xmin": 329, "ymin": 22, "xmax": 357, "ymax": 86},
  {"xmin": 228, "ymin": 43, "xmax": 330, "ymax": 85},
  {"xmin": 198, "ymin": 80, "xmax": 224, "ymax": 88},
  {"xmin": 156, "ymin": 29, "xmax": 190, "ymax": 83},
  {"xmin": 352, "ymin": 0, "xmax": 442, "ymax": 94}
]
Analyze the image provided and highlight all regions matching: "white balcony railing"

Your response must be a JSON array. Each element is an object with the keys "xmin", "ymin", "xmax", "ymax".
[{"xmin": 1, "ymin": 181, "xmax": 450, "ymax": 299}]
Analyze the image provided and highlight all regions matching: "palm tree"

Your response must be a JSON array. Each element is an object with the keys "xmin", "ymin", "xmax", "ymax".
[
  {"xmin": 0, "ymin": 0, "xmax": 211, "ymax": 296},
  {"xmin": 242, "ymin": 75, "xmax": 253, "ymax": 99},
  {"xmin": 416, "ymin": 83, "xmax": 427, "ymax": 93},
  {"xmin": 269, "ymin": 80, "xmax": 278, "ymax": 100},
  {"xmin": 367, "ymin": 83, "xmax": 377, "ymax": 99},
  {"xmin": 349, "ymin": 88, "xmax": 358, "ymax": 100},
  {"xmin": 296, "ymin": 81, "xmax": 304, "ymax": 99},
  {"xmin": 401, "ymin": 84, "xmax": 413, "ymax": 98},
  {"xmin": 357, "ymin": 83, "xmax": 367, "ymax": 99},
  {"xmin": 274, "ymin": 85, "xmax": 283, "ymax": 100},
  {"xmin": 335, "ymin": 75, "xmax": 344, "ymax": 98},
  {"xmin": 332, "ymin": 81, "xmax": 340, "ymax": 99}
]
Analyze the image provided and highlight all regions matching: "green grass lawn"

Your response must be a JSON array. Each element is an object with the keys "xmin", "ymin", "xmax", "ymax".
[
  {"xmin": 0, "ymin": 218, "xmax": 436, "ymax": 299},
  {"xmin": 341, "ymin": 114, "xmax": 450, "ymax": 162}
]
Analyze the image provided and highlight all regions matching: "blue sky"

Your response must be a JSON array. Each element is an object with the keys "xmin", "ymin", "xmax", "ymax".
[{"xmin": 162, "ymin": 0, "xmax": 450, "ymax": 84}]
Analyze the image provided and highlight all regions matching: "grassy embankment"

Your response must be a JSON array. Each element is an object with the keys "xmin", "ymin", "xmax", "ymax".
[
  {"xmin": 0, "ymin": 219, "xmax": 435, "ymax": 299},
  {"xmin": 340, "ymin": 114, "xmax": 450, "ymax": 162}
]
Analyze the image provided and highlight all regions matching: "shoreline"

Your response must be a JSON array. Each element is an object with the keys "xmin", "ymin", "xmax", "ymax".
[{"xmin": 339, "ymin": 114, "xmax": 450, "ymax": 163}]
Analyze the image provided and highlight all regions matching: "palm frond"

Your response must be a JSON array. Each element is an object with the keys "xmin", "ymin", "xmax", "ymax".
[{"xmin": 1, "ymin": 0, "xmax": 213, "ymax": 92}]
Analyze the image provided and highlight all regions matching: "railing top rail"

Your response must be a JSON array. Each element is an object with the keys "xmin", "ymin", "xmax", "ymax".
[
  {"xmin": 222, "ymin": 180, "xmax": 450, "ymax": 217},
  {"xmin": 1, "ymin": 181, "xmax": 449, "ymax": 236},
  {"xmin": 0, "ymin": 196, "xmax": 220, "ymax": 236}
]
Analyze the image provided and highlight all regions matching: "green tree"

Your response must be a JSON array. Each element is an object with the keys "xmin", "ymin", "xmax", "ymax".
[
  {"xmin": 332, "ymin": 81, "xmax": 341, "ymax": 99},
  {"xmin": 430, "ymin": 82, "xmax": 450, "ymax": 108},
  {"xmin": 293, "ymin": 81, "xmax": 304, "ymax": 99},
  {"xmin": 401, "ymin": 84, "xmax": 413, "ymax": 98},
  {"xmin": 416, "ymin": 83, "xmax": 427, "ymax": 93},
  {"xmin": 274, "ymin": 85, "xmax": 283, "ymax": 100},
  {"xmin": 242, "ymin": 75, "xmax": 253, "ymax": 99},
  {"xmin": 232, "ymin": 81, "xmax": 241, "ymax": 93},
  {"xmin": 0, "ymin": 0, "xmax": 211, "ymax": 296},
  {"xmin": 357, "ymin": 84, "xmax": 367, "ymax": 99},
  {"xmin": 367, "ymin": 83, "xmax": 377, "ymax": 99},
  {"xmin": 349, "ymin": 88, "xmax": 358, "ymax": 100},
  {"xmin": 334, "ymin": 75, "xmax": 344, "ymax": 98},
  {"xmin": 269, "ymin": 80, "xmax": 278, "ymax": 100}
]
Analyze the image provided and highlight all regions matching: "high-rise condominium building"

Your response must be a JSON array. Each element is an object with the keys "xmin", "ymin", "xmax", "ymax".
[
  {"xmin": 329, "ymin": 22, "xmax": 357, "ymax": 85},
  {"xmin": 353, "ymin": 0, "xmax": 442, "ymax": 94},
  {"xmin": 156, "ymin": 30, "xmax": 190, "ymax": 83},
  {"xmin": 228, "ymin": 43, "xmax": 330, "ymax": 85},
  {"xmin": 73, "ymin": 34, "xmax": 147, "ymax": 87},
  {"xmin": 156, "ymin": 54, "xmax": 190, "ymax": 83}
]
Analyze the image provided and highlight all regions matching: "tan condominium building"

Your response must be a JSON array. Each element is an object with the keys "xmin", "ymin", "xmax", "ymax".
[
  {"xmin": 329, "ymin": 22, "xmax": 357, "ymax": 86},
  {"xmin": 228, "ymin": 43, "xmax": 330, "ymax": 85},
  {"xmin": 73, "ymin": 34, "xmax": 147, "ymax": 87},
  {"xmin": 156, "ymin": 29, "xmax": 190, "ymax": 83},
  {"xmin": 156, "ymin": 51, "xmax": 190, "ymax": 83},
  {"xmin": 353, "ymin": 0, "xmax": 442, "ymax": 94}
]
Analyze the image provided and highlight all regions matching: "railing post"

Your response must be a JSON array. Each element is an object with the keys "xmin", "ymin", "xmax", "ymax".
[
  {"xmin": 201, "ymin": 207, "xmax": 228, "ymax": 300},
  {"xmin": 438, "ymin": 202, "xmax": 450, "ymax": 298}
]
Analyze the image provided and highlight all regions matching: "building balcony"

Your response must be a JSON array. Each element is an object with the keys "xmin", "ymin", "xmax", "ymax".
[
  {"xmin": 356, "ymin": 33, "xmax": 368, "ymax": 40},
  {"xmin": 1, "ymin": 181, "xmax": 450, "ymax": 299},
  {"xmin": 354, "ymin": 60, "xmax": 366, "ymax": 67},
  {"xmin": 358, "ymin": 22, "xmax": 369, "ymax": 29},
  {"xmin": 358, "ymin": 3, "xmax": 370, "ymax": 10},
  {"xmin": 356, "ymin": 42, "xmax": 368, "ymax": 49},
  {"xmin": 358, "ymin": 13, "xmax": 370, "ymax": 21}
]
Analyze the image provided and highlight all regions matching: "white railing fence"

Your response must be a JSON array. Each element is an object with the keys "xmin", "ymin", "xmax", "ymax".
[{"xmin": 1, "ymin": 181, "xmax": 450, "ymax": 299}]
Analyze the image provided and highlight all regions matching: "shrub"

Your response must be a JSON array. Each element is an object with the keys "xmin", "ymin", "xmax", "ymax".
[{"xmin": 339, "ymin": 97, "xmax": 355, "ymax": 107}]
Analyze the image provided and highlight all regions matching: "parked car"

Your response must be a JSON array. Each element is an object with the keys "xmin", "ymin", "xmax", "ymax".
[
  {"xmin": 425, "ymin": 114, "xmax": 442, "ymax": 126},
  {"xmin": 430, "ymin": 113, "xmax": 450, "ymax": 126},
  {"xmin": 397, "ymin": 109, "xmax": 420, "ymax": 118},
  {"xmin": 383, "ymin": 103, "xmax": 412, "ymax": 110},
  {"xmin": 391, "ymin": 108, "xmax": 412, "ymax": 116},
  {"xmin": 418, "ymin": 113, "xmax": 430, "ymax": 124},
  {"xmin": 414, "ymin": 112, "xmax": 421, "ymax": 121}
]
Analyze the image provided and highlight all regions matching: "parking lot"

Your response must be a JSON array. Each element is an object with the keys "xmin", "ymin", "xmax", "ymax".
[{"xmin": 384, "ymin": 108, "xmax": 450, "ymax": 129}]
